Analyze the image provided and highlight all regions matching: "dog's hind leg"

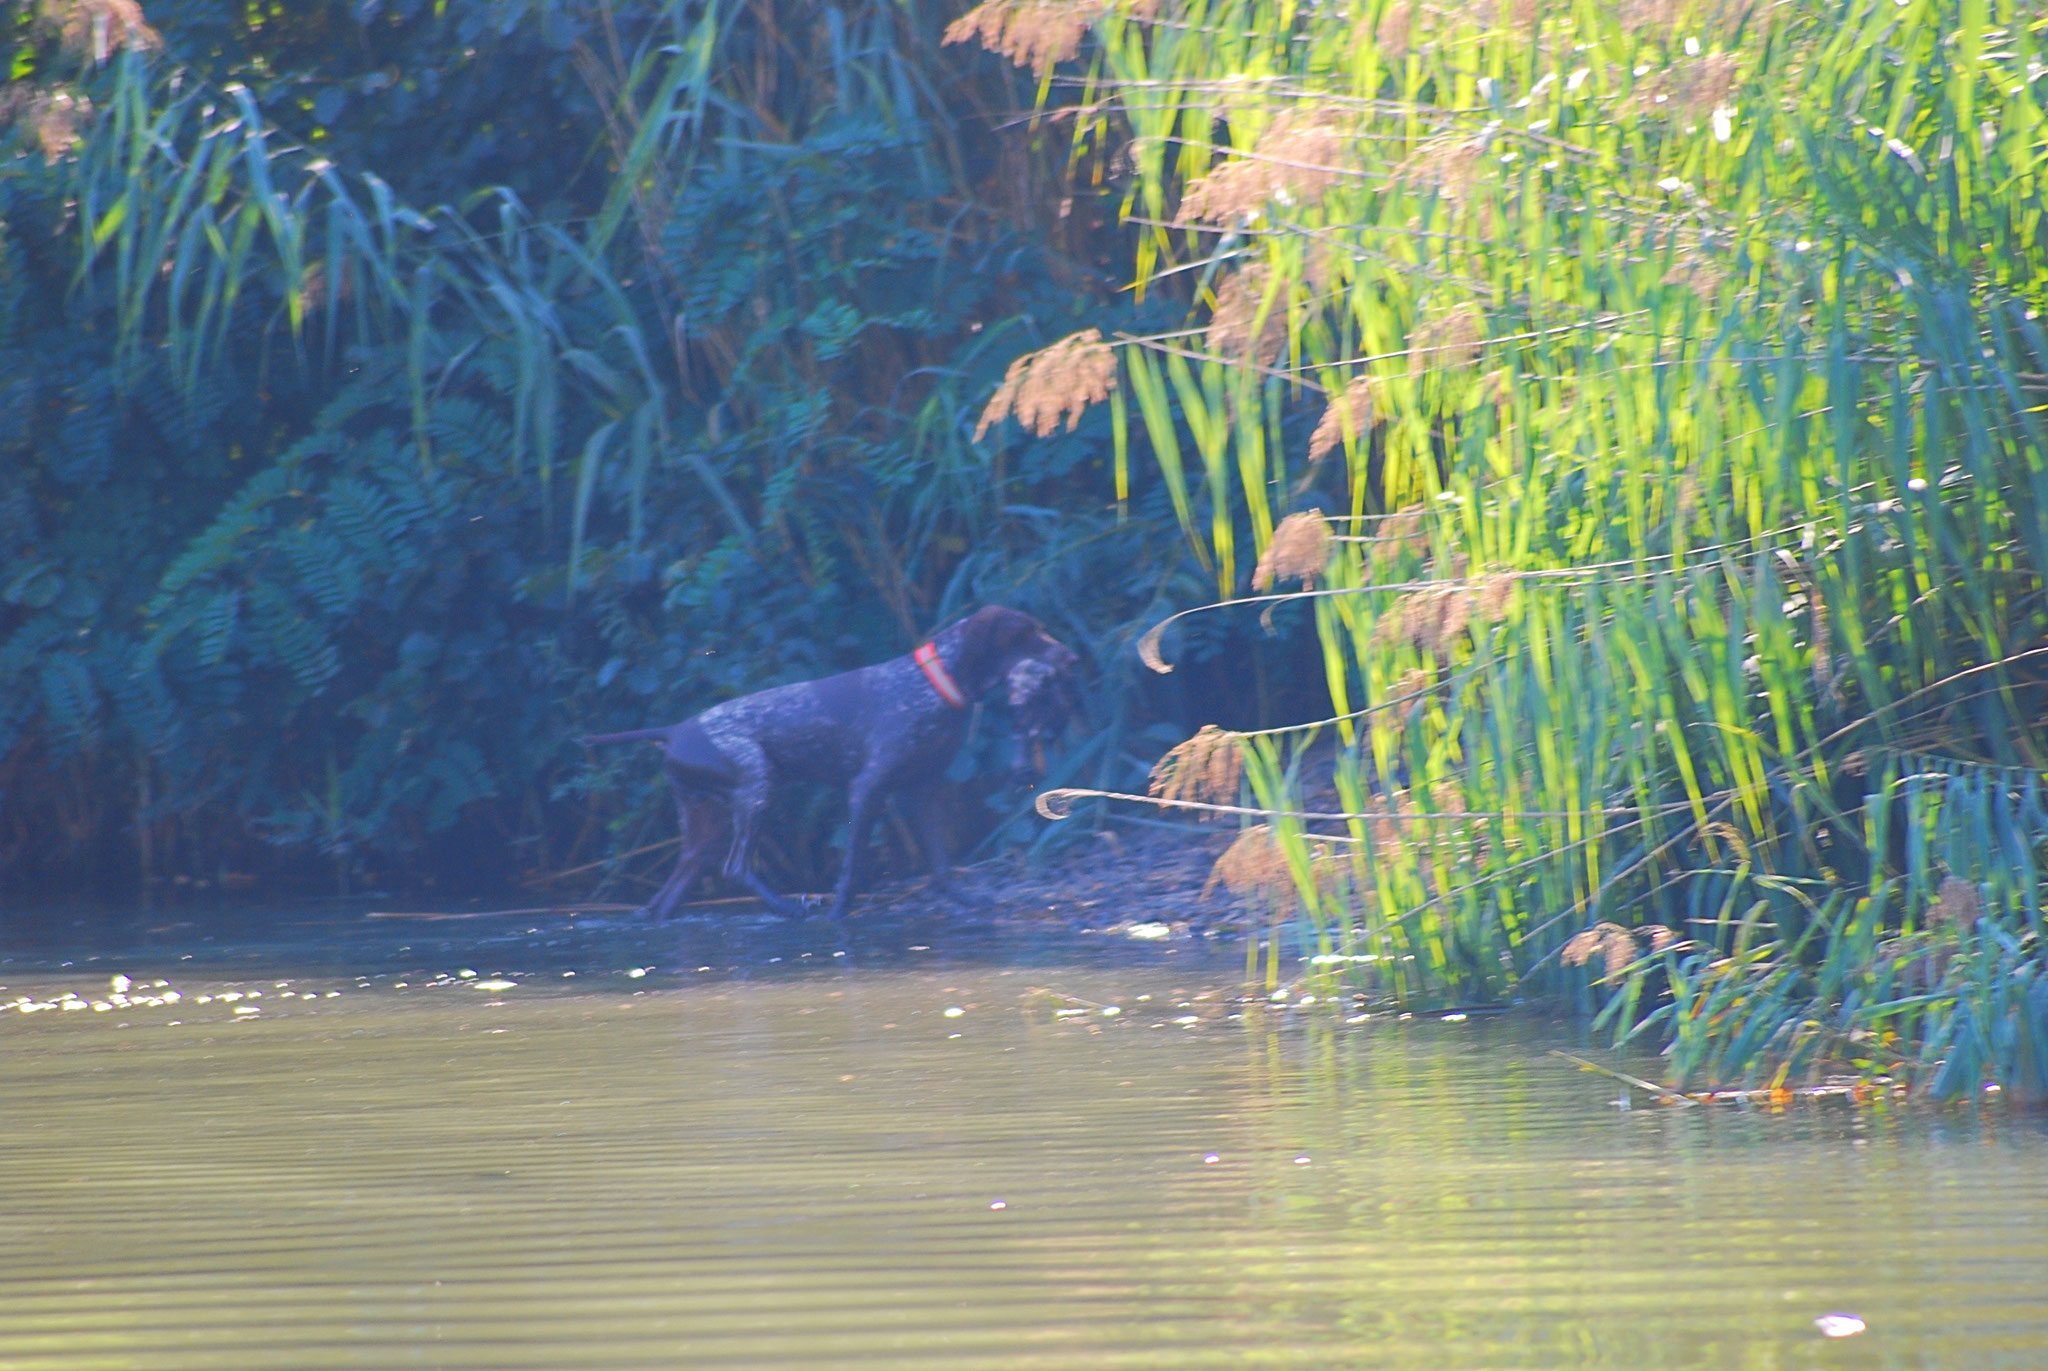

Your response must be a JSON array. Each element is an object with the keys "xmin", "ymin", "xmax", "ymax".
[
  {"xmin": 901, "ymin": 784, "xmax": 954, "ymax": 891},
  {"xmin": 713, "ymin": 738, "xmax": 809, "ymax": 918},
  {"xmin": 644, "ymin": 781, "xmax": 727, "ymax": 920}
]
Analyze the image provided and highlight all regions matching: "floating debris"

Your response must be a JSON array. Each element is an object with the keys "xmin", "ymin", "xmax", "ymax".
[
  {"xmin": 472, "ymin": 979, "xmax": 518, "ymax": 992},
  {"xmin": 1814, "ymin": 1315, "xmax": 1865, "ymax": 1339},
  {"xmin": 1126, "ymin": 922, "xmax": 1172, "ymax": 940},
  {"xmin": 943, "ymin": 1006, "xmax": 965, "ymax": 1018}
]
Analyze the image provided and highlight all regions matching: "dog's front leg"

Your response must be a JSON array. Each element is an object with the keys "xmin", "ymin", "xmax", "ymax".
[{"xmin": 827, "ymin": 765, "xmax": 893, "ymax": 919}]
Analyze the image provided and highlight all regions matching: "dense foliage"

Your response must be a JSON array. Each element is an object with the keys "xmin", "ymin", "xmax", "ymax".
[
  {"xmin": 962, "ymin": 0, "xmax": 2048, "ymax": 1094},
  {"xmin": 0, "ymin": 0, "xmax": 1322, "ymax": 900}
]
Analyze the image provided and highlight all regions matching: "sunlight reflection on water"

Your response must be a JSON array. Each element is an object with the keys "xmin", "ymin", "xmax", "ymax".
[{"xmin": 1, "ymin": 936, "xmax": 2046, "ymax": 1368}]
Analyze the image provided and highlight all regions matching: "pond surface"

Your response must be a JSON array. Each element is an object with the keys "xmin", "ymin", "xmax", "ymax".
[{"xmin": 2, "ymin": 905, "xmax": 2046, "ymax": 1368}]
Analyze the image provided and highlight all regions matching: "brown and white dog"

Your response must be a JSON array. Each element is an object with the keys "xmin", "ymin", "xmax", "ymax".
[{"xmin": 579, "ymin": 607, "xmax": 1079, "ymax": 918}]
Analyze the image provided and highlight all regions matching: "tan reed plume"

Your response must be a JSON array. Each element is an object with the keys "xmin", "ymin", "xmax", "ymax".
[
  {"xmin": 1561, "ymin": 921, "xmax": 1639, "ymax": 982},
  {"xmin": 1774, "ymin": 549, "xmax": 1836, "ymax": 700},
  {"xmin": 1149, "ymin": 725, "xmax": 1245, "ymax": 807},
  {"xmin": 1662, "ymin": 247, "xmax": 1729, "ymax": 303},
  {"xmin": 1253, "ymin": 510, "xmax": 1334, "ymax": 591},
  {"xmin": 975, "ymin": 328, "xmax": 1118, "ymax": 440},
  {"xmin": 1308, "ymin": 374, "xmax": 1377, "ymax": 463},
  {"xmin": 1204, "ymin": 824, "xmax": 1347, "ymax": 906},
  {"xmin": 1373, "ymin": 0, "xmax": 1414, "ymax": 58},
  {"xmin": 1205, "ymin": 824, "xmax": 1291, "ymax": 902},
  {"xmin": 38, "ymin": 0, "xmax": 157, "ymax": 60},
  {"xmin": 943, "ymin": 0, "xmax": 1155, "ymax": 70},
  {"xmin": 1207, "ymin": 263, "xmax": 1289, "ymax": 366},
  {"xmin": 1926, "ymin": 876, "xmax": 1982, "ymax": 931},
  {"xmin": 1408, "ymin": 301, "xmax": 1486, "ymax": 377},
  {"xmin": 1177, "ymin": 110, "xmax": 1352, "ymax": 225},
  {"xmin": 1370, "ymin": 502, "xmax": 1429, "ymax": 570},
  {"xmin": 1632, "ymin": 51, "xmax": 1741, "ymax": 119},
  {"xmin": 1398, "ymin": 136, "xmax": 1487, "ymax": 203},
  {"xmin": 1377, "ymin": 570, "xmax": 1517, "ymax": 657},
  {"xmin": 15, "ymin": 89, "xmax": 91, "ymax": 160}
]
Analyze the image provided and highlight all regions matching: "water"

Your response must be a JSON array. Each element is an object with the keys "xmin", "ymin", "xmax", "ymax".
[{"xmin": 2, "ymin": 909, "xmax": 2046, "ymax": 1368}]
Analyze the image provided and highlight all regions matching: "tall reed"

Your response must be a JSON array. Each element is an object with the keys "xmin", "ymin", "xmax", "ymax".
[{"xmin": 974, "ymin": 0, "xmax": 2048, "ymax": 1094}]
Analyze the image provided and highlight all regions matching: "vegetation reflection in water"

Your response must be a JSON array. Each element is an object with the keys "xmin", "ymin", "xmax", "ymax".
[{"xmin": 3, "ymin": 953, "xmax": 2047, "ymax": 1369}]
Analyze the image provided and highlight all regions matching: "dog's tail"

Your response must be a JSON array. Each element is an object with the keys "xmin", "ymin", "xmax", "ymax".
[{"xmin": 576, "ymin": 727, "xmax": 671, "ymax": 748}]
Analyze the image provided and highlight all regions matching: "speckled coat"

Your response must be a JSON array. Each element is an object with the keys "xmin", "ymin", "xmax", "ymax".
[{"xmin": 579, "ymin": 606, "xmax": 1078, "ymax": 919}]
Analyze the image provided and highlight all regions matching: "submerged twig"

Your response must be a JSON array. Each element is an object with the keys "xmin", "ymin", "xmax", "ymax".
[
  {"xmin": 1549, "ymin": 1049, "xmax": 1699, "ymax": 1106},
  {"xmin": 366, "ymin": 902, "xmax": 649, "ymax": 920}
]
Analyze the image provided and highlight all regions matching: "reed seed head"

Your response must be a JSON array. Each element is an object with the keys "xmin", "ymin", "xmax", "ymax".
[
  {"xmin": 1391, "ymin": 666, "xmax": 1435, "ymax": 703},
  {"xmin": 943, "ymin": 0, "xmax": 1154, "ymax": 69},
  {"xmin": 1253, "ymin": 510, "xmax": 1334, "ymax": 591},
  {"xmin": 6, "ymin": 89, "xmax": 92, "ymax": 160},
  {"xmin": 1149, "ymin": 724, "xmax": 1245, "ymax": 806},
  {"xmin": 1927, "ymin": 876, "xmax": 1981, "ymax": 930},
  {"xmin": 1701, "ymin": 820, "xmax": 1751, "ymax": 862},
  {"xmin": 1662, "ymin": 248, "xmax": 1728, "ymax": 303},
  {"xmin": 1207, "ymin": 824, "xmax": 1347, "ymax": 906},
  {"xmin": 1674, "ymin": 473, "xmax": 1702, "ymax": 526},
  {"xmin": 1400, "ymin": 136, "xmax": 1487, "ymax": 203},
  {"xmin": 1207, "ymin": 824, "xmax": 1291, "ymax": 901},
  {"xmin": 39, "ymin": 0, "xmax": 157, "ymax": 60},
  {"xmin": 1178, "ymin": 110, "xmax": 1352, "ymax": 225},
  {"xmin": 1381, "ymin": 577, "xmax": 1484, "ymax": 658},
  {"xmin": 976, "ymin": 328, "xmax": 1117, "ymax": 440},
  {"xmin": 1806, "ymin": 579, "xmax": 1835, "ymax": 699},
  {"xmin": 1408, "ymin": 301, "xmax": 1486, "ymax": 378},
  {"xmin": 1618, "ymin": 0, "xmax": 1681, "ymax": 31},
  {"xmin": 1370, "ymin": 502, "xmax": 1430, "ymax": 572},
  {"xmin": 1474, "ymin": 571, "xmax": 1518, "ymax": 625},
  {"xmin": 1308, "ymin": 374, "xmax": 1377, "ymax": 463},
  {"xmin": 1207, "ymin": 263, "xmax": 1289, "ymax": 366},
  {"xmin": 1563, "ymin": 921, "xmax": 1637, "ymax": 981},
  {"xmin": 1373, "ymin": 0, "xmax": 1414, "ymax": 58},
  {"xmin": 1632, "ymin": 51, "xmax": 1742, "ymax": 121}
]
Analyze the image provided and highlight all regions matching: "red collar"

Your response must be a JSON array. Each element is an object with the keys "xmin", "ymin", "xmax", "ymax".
[{"xmin": 914, "ymin": 642, "xmax": 967, "ymax": 709}]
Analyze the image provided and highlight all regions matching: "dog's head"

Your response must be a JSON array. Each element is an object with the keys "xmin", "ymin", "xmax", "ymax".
[
  {"xmin": 940, "ymin": 606, "xmax": 1083, "ymax": 780},
  {"xmin": 999, "ymin": 641, "xmax": 1083, "ymax": 783},
  {"xmin": 949, "ymin": 606, "xmax": 1079, "ymax": 694}
]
